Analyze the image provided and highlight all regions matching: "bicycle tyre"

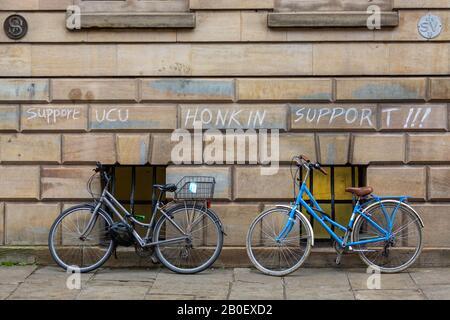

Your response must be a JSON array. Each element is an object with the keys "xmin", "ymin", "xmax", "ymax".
[
  {"xmin": 48, "ymin": 204, "xmax": 115, "ymax": 273},
  {"xmin": 246, "ymin": 208, "xmax": 313, "ymax": 276},
  {"xmin": 153, "ymin": 203, "xmax": 224, "ymax": 274},
  {"xmin": 352, "ymin": 200, "xmax": 423, "ymax": 273}
]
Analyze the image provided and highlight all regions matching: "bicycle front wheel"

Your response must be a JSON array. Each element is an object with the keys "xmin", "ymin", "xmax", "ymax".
[
  {"xmin": 352, "ymin": 200, "xmax": 423, "ymax": 273},
  {"xmin": 153, "ymin": 203, "xmax": 224, "ymax": 274},
  {"xmin": 246, "ymin": 208, "xmax": 313, "ymax": 276},
  {"xmin": 48, "ymin": 204, "xmax": 115, "ymax": 273}
]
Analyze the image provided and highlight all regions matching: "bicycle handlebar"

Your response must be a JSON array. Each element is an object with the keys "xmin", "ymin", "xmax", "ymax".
[{"xmin": 293, "ymin": 155, "xmax": 328, "ymax": 176}]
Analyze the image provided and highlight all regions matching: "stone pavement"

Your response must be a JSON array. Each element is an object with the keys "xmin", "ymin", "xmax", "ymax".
[{"xmin": 0, "ymin": 265, "xmax": 449, "ymax": 300}]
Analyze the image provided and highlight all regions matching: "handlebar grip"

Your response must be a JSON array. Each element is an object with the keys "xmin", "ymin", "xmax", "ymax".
[
  {"xmin": 300, "ymin": 154, "xmax": 311, "ymax": 163},
  {"xmin": 94, "ymin": 162, "xmax": 104, "ymax": 173},
  {"xmin": 318, "ymin": 166, "xmax": 328, "ymax": 176}
]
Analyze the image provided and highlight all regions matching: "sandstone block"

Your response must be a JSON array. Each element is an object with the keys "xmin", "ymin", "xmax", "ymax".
[
  {"xmin": 177, "ymin": 11, "xmax": 240, "ymax": 42},
  {"xmin": 0, "ymin": 166, "xmax": 40, "ymax": 200},
  {"xmin": 0, "ymin": 46, "xmax": 31, "ymax": 77},
  {"xmin": 180, "ymin": 104, "xmax": 288, "ymax": 130},
  {"xmin": 413, "ymin": 204, "xmax": 450, "ymax": 247},
  {"xmin": 4, "ymin": 203, "xmax": 60, "ymax": 245},
  {"xmin": 0, "ymin": 106, "xmax": 19, "ymax": 131},
  {"xmin": 234, "ymin": 166, "xmax": 293, "ymax": 200},
  {"xmin": 0, "ymin": 134, "xmax": 61, "ymax": 163},
  {"xmin": 290, "ymin": 104, "xmax": 377, "ymax": 131},
  {"xmin": 21, "ymin": 104, "xmax": 88, "ymax": 131},
  {"xmin": 116, "ymin": 134, "xmax": 150, "ymax": 165},
  {"xmin": 430, "ymin": 78, "xmax": 450, "ymax": 100},
  {"xmin": 336, "ymin": 78, "xmax": 427, "ymax": 101},
  {"xmin": 141, "ymin": 79, "xmax": 235, "ymax": 101},
  {"xmin": 367, "ymin": 166, "xmax": 426, "ymax": 200},
  {"xmin": 237, "ymin": 79, "xmax": 332, "ymax": 101},
  {"xmin": 51, "ymin": 79, "xmax": 137, "ymax": 102},
  {"xmin": 41, "ymin": 166, "xmax": 101, "ymax": 200},
  {"xmin": 408, "ymin": 134, "xmax": 450, "ymax": 162},
  {"xmin": 208, "ymin": 203, "xmax": 262, "ymax": 246},
  {"xmin": 352, "ymin": 134, "xmax": 406, "ymax": 165},
  {"xmin": 380, "ymin": 104, "xmax": 447, "ymax": 131},
  {"xmin": 428, "ymin": 167, "xmax": 450, "ymax": 201},
  {"xmin": 90, "ymin": 105, "xmax": 177, "ymax": 131},
  {"xmin": 0, "ymin": 79, "xmax": 49, "ymax": 102},
  {"xmin": 62, "ymin": 134, "xmax": 116, "ymax": 164},
  {"xmin": 318, "ymin": 134, "xmax": 350, "ymax": 165}
]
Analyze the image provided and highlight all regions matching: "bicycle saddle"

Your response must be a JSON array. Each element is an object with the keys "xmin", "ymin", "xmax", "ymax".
[
  {"xmin": 345, "ymin": 186, "xmax": 373, "ymax": 197},
  {"xmin": 153, "ymin": 184, "xmax": 177, "ymax": 192}
]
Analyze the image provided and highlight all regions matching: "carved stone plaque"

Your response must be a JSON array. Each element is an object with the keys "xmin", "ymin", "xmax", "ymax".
[
  {"xmin": 3, "ymin": 14, "xmax": 28, "ymax": 40},
  {"xmin": 418, "ymin": 13, "xmax": 442, "ymax": 40}
]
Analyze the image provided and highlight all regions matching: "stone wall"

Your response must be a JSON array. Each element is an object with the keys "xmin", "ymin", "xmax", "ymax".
[{"xmin": 1, "ymin": 0, "xmax": 450, "ymax": 264}]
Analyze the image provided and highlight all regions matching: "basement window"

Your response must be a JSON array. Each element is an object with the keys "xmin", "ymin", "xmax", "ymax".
[
  {"xmin": 104, "ymin": 165, "xmax": 166, "ymax": 234},
  {"xmin": 69, "ymin": 0, "xmax": 195, "ymax": 29},
  {"xmin": 298, "ymin": 165, "xmax": 367, "ymax": 242}
]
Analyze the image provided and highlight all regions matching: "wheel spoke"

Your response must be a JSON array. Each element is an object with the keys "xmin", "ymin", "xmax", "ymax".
[
  {"xmin": 49, "ymin": 207, "xmax": 114, "ymax": 272},
  {"xmin": 247, "ymin": 209, "xmax": 312, "ymax": 276},
  {"xmin": 353, "ymin": 202, "xmax": 422, "ymax": 272}
]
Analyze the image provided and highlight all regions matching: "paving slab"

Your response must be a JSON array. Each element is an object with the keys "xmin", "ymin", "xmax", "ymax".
[
  {"xmin": 93, "ymin": 268, "xmax": 159, "ymax": 282},
  {"xmin": 145, "ymin": 294, "xmax": 196, "ymax": 300},
  {"xmin": 347, "ymin": 270, "xmax": 417, "ymax": 290},
  {"xmin": 409, "ymin": 268, "xmax": 450, "ymax": 286},
  {"xmin": 149, "ymin": 268, "xmax": 232, "ymax": 300},
  {"xmin": 286, "ymin": 286, "xmax": 355, "ymax": 300},
  {"xmin": 285, "ymin": 268, "xmax": 350, "ymax": 289},
  {"xmin": 77, "ymin": 282, "xmax": 149, "ymax": 300},
  {"xmin": 25, "ymin": 266, "xmax": 94, "ymax": 285},
  {"xmin": 233, "ymin": 268, "xmax": 281, "ymax": 284},
  {"xmin": 0, "ymin": 266, "xmax": 37, "ymax": 284},
  {"xmin": 420, "ymin": 284, "xmax": 450, "ymax": 300},
  {"xmin": 0, "ymin": 284, "xmax": 18, "ymax": 300},
  {"xmin": 229, "ymin": 281, "xmax": 284, "ymax": 300},
  {"xmin": 9, "ymin": 282, "xmax": 81, "ymax": 300},
  {"xmin": 354, "ymin": 289, "xmax": 426, "ymax": 300}
]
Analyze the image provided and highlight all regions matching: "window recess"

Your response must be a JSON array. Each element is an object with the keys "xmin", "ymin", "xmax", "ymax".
[
  {"xmin": 69, "ymin": 0, "xmax": 196, "ymax": 29},
  {"xmin": 268, "ymin": 0, "xmax": 399, "ymax": 28}
]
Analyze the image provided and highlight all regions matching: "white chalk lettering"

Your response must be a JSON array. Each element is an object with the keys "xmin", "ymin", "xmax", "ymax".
[
  {"xmin": 294, "ymin": 106, "xmax": 374, "ymax": 127},
  {"xmin": 95, "ymin": 109, "xmax": 129, "ymax": 123},
  {"xmin": 184, "ymin": 108, "xmax": 267, "ymax": 129},
  {"xmin": 26, "ymin": 107, "xmax": 81, "ymax": 124}
]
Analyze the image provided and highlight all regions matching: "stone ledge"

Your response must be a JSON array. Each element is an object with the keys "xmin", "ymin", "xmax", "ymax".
[
  {"xmin": 268, "ymin": 12, "xmax": 399, "ymax": 28},
  {"xmin": 190, "ymin": 0, "xmax": 274, "ymax": 10},
  {"xmin": 1, "ymin": 246, "xmax": 449, "ymax": 268},
  {"xmin": 70, "ymin": 13, "xmax": 196, "ymax": 29}
]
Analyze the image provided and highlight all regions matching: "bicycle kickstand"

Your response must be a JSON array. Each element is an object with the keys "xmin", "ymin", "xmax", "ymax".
[{"xmin": 335, "ymin": 253, "xmax": 342, "ymax": 265}]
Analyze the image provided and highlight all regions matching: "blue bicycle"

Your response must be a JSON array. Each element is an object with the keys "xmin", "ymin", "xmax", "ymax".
[{"xmin": 246, "ymin": 155, "xmax": 424, "ymax": 276}]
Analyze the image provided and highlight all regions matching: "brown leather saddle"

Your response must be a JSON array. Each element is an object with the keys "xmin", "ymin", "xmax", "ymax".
[{"xmin": 345, "ymin": 186, "xmax": 373, "ymax": 197}]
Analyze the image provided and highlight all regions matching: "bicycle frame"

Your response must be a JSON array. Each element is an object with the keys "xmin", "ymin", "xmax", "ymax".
[
  {"xmin": 81, "ymin": 177, "xmax": 190, "ymax": 248},
  {"xmin": 277, "ymin": 164, "xmax": 410, "ymax": 248}
]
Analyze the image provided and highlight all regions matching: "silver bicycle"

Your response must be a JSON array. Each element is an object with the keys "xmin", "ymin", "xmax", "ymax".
[{"xmin": 48, "ymin": 163, "xmax": 224, "ymax": 274}]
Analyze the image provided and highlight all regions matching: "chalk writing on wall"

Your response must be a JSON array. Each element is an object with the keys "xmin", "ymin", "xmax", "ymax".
[
  {"xmin": 184, "ymin": 107, "xmax": 267, "ymax": 128},
  {"xmin": 25, "ymin": 107, "xmax": 81, "ymax": 124},
  {"xmin": 382, "ymin": 107, "xmax": 432, "ymax": 128},
  {"xmin": 294, "ymin": 106, "xmax": 374, "ymax": 126},
  {"xmin": 94, "ymin": 108, "xmax": 129, "ymax": 123}
]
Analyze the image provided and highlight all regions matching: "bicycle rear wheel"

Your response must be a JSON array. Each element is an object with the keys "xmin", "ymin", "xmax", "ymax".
[
  {"xmin": 352, "ymin": 200, "xmax": 423, "ymax": 273},
  {"xmin": 48, "ymin": 204, "xmax": 114, "ymax": 273},
  {"xmin": 153, "ymin": 203, "xmax": 223, "ymax": 274},
  {"xmin": 246, "ymin": 208, "xmax": 313, "ymax": 276}
]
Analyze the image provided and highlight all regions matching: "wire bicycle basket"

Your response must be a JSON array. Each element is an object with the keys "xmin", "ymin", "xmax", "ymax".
[{"xmin": 174, "ymin": 176, "xmax": 216, "ymax": 200}]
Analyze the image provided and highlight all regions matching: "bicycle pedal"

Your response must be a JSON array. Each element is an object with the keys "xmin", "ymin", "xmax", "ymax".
[
  {"xmin": 335, "ymin": 254, "xmax": 342, "ymax": 265},
  {"xmin": 150, "ymin": 254, "xmax": 159, "ymax": 264}
]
